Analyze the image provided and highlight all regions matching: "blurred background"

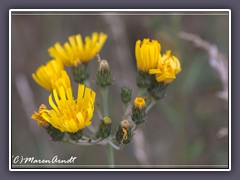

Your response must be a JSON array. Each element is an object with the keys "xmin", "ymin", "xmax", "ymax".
[{"xmin": 11, "ymin": 11, "xmax": 229, "ymax": 168}]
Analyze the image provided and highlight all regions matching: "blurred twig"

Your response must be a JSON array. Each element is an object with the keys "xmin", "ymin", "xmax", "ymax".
[
  {"xmin": 15, "ymin": 73, "xmax": 54, "ymax": 158},
  {"xmin": 132, "ymin": 129, "xmax": 150, "ymax": 165},
  {"xmin": 179, "ymin": 32, "xmax": 228, "ymax": 102},
  {"xmin": 15, "ymin": 74, "xmax": 40, "ymax": 134},
  {"xmin": 101, "ymin": 14, "xmax": 136, "ymax": 91},
  {"xmin": 216, "ymin": 127, "xmax": 228, "ymax": 139},
  {"xmin": 179, "ymin": 32, "xmax": 229, "ymax": 139}
]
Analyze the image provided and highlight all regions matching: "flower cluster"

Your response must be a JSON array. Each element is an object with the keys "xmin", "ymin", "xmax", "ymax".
[
  {"xmin": 135, "ymin": 38, "xmax": 181, "ymax": 100},
  {"xmin": 31, "ymin": 33, "xmax": 182, "ymax": 152},
  {"xmin": 32, "ymin": 32, "xmax": 107, "ymax": 138},
  {"xmin": 135, "ymin": 38, "xmax": 181, "ymax": 84}
]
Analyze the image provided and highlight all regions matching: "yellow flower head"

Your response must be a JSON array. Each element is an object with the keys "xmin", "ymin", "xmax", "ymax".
[
  {"xmin": 135, "ymin": 38, "xmax": 161, "ymax": 73},
  {"xmin": 32, "ymin": 60, "xmax": 71, "ymax": 91},
  {"xmin": 40, "ymin": 84, "xmax": 96, "ymax": 133},
  {"xmin": 134, "ymin": 97, "xmax": 146, "ymax": 109},
  {"xmin": 48, "ymin": 32, "xmax": 108, "ymax": 66},
  {"xmin": 150, "ymin": 50, "xmax": 181, "ymax": 84}
]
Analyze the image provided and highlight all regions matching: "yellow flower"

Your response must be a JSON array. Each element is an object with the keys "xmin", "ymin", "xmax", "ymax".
[
  {"xmin": 150, "ymin": 50, "xmax": 181, "ymax": 83},
  {"xmin": 32, "ymin": 60, "xmax": 71, "ymax": 91},
  {"xmin": 134, "ymin": 97, "xmax": 146, "ymax": 109},
  {"xmin": 48, "ymin": 32, "xmax": 108, "ymax": 66},
  {"xmin": 40, "ymin": 84, "xmax": 96, "ymax": 133},
  {"xmin": 135, "ymin": 38, "xmax": 161, "ymax": 73}
]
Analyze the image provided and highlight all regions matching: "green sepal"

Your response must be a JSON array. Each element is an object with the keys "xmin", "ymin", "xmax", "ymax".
[
  {"xmin": 71, "ymin": 63, "xmax": 89, "ymax": 84},
  {"xmin": 96, "ymin": 68, "xmax": 113, "ymax": 88},
  {"xmin": 46, "ymin": 125, "xmax": 65, "ymax": 141},
  {"xmin": 131, "ymin": 106, "xmax": 146, "ymax": 125},
  {"xmin": 96, "ymin": 119, "xmax": 112, "ymax": 139},
  {"xmin": 136, "ymin": 71, "xmax": 152, "ymax": 89},
  {"xmin": 68, "ymin": 130, "xmax": 84, "ymax": 141},
  {"xmin": 148, "ymin": 79, "xmax": 168, "ymax": 100}
]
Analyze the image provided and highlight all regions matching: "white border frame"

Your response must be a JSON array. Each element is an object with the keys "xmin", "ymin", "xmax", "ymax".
[{"xmin": 9, "ymin": 9, "xmax": 231, "ymax": 171}]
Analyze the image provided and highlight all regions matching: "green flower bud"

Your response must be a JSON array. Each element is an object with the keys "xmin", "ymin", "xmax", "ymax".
[
  {"xmin": 71, "ymin": 63, "xmax": 89, "ymax": 84},
  {"xmin": 68, "ymin": 130, "xmax": 84, "ymax": 141},
  {"xmin": 46, "ymin": 124, "xmax": 65, "ymax": 141},
  {"xmin": 115, "ymin": 119, "xmax": 133, "ymax": 144},
  {"xmin": 96, "ymin": 116, "xmax": 112, "ymax": 138},
  {"xmin": 121, "ymin": 87, "xmax": 132, "ymax": 104},
  {"xmin": 96, "ymin": 58, "xmax": 112, "ymax": 88},
  {"xmin": 131, "ymin": 97, "xmax": 146, "ymax": 125},
  {"xmin": 136, "ymin": 71, "xmax": 152, "ymax": 89}
]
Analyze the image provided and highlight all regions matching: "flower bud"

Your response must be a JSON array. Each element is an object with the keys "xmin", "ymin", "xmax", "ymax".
[
  {"xmin": 121, "ymin": 87, "xmax": 132, "ymax": 104},
  {"xmin": 96, "ymin": 116, "xmax": 112, "ymax": 138},
  {"xmin": 131, "ymin": 97, "xmax": 146, "ymax": 125},
  {"xmin": 115, "ymin": 119, "xmax": 133, "ymax": 144},
  {"xmin": 68, "ymin": 130, "xmax": 84, "ymax": 141},
  {"xmin": 96, "ymin": 56, "xmax": 113, "ymax": 88},
  {"xmin": 71, "ymin": 63, "xmax": 89, "ymax": 84}
]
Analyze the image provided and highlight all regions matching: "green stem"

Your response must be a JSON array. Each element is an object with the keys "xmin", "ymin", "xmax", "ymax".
[
  {"xmin": 146, "ymin": 98, "xmax": 157, "ymax": 113},
  {"xmin": 101, "ymin": 88, "xmax": 109, "ymax": 117},
  {"xmin": 107, "ymin": 144, "xmax": 115, "ymax": 168},
  {"xmin": 122, "ymin": 102, "xmax": 130, "ymax": 119},
  {"xmin": 100, "ymin": 87, "xmax": 115, "ymax": 167},
  {"xmin": 137, "ymin": 88, "xmax": 147, "ymax": 97}
]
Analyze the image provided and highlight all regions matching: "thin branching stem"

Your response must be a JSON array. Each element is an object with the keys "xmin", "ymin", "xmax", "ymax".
[{"xmin": 146, "ymin": 98, "xmax": 157, "ymax": 113}]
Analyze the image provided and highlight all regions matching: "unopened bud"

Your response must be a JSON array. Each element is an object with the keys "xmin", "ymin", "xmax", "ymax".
[
  {"xmin": 121, "ymin": 87, "xmax": 132, "ymax": 104},
  {"xmin": 99, "ymin": 59, "xmax": 109, "ymax": 70},
  {"xmin": 132, "ymin": 97, "xmax": 146, "ymax": 125},
  {"xmin": 120, "ymin": 119, "xmax": 130, "ymax": 129},
  {"xmin": 96, "ymin": 55, "xmax": 112, "ymax": 88},
  {"xmin": 96, "ymin": 116, "xmax": 112, "ymax": 138},
  {"xmin": 115, "ymin": 119, "xmax": 133, "ymax": 144}
]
